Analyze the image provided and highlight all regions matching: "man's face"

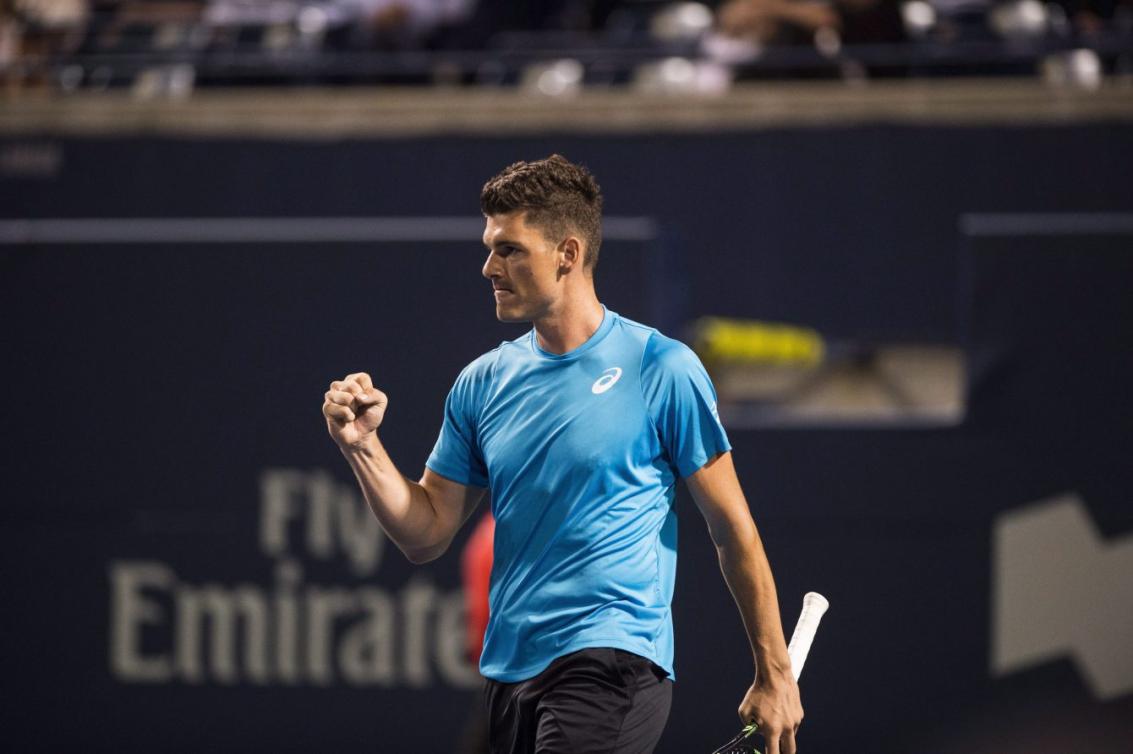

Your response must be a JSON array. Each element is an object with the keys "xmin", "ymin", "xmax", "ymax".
[{"xmin": 481, "ymin": 211, "xmax": 563, "ymax": 323}]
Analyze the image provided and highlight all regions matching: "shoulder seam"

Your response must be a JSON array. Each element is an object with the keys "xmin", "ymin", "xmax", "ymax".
[
  {"xmin": 638, "ymin": 330, "xmax": 661, "ymax": 440},
  {"xmin": 620, "ymin": 318, "xmax": 658, "ymax": 335},
  {"xmin": 479, "ymin": 347, "xmax": 504, "ymax": 431}
]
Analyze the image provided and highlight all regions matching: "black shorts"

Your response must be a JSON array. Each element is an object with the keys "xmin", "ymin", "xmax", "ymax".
[{"xmin": 484, "ymin": 647, "xmax": 673, "ymax": 754}]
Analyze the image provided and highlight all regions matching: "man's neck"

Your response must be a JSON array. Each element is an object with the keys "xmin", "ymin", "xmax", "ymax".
[{"xmin": 533, "ymin": 295, "xmax": 605, "ymax": 355}]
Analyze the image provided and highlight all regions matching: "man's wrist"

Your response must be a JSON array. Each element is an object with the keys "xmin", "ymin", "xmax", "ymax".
[
  {"xmin": 339, "ymin": 432, "xmax": 380, "ymax": 457},
  {"xmin": 754, "ymin": 652, "xmax": 793, "ymax": 682}
]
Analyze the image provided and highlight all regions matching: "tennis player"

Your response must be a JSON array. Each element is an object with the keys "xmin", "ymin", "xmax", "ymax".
[{"xmin": 322, "ymin": 155, "xmax": 803, "ymax": 754}]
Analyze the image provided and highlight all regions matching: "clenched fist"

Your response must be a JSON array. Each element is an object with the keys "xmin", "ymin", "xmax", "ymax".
[{"xmin": 323, "ymin": 372, "xmax": 388, "ymax": 449}]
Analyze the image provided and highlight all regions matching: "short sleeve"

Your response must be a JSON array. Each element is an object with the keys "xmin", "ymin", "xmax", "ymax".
[
  {"xmin": 426, "ymin": 365, "xmax": 489, "ymax": 488},
  {"xmin": 641, "ymin": 333, "xmax": 732, "ymax": 478}
]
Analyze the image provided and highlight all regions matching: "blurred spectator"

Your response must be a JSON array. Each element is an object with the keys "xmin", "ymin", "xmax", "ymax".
[
  {"xmin": 1054, "ymin": 0, "xmax": 1132, "ymax": 35},
  {"xmin": 2, "ymin": 0, "xmax": 89, "ymax": 89},
  {"xmin": 3, "ymin": 0, "xmax": 1129, "ymax": 89},
  {"xmin": 1, "ymin": 1, "xmax": 20, "ymax": 91},
  {"xmin": 461, "ymin": 511, "xmax": 494, "ymax": 668},
  {"xmin": 458, "ymin": 511, "xmax": 494, "ymax": 754},
  {"xmin": 716, "ymin": 0, "xmax": 904, "ymax": 46},
  {"xmin": 718, "ymin": 0, "xmax": 839, "ymax": 42},
  {"xmin": 202, "ymin": 0, "xmax": 476, "ymax": 50},
  {"xmin": 345, "ymin": 0, "xmax": 477, "ymax": 43},
  {"xmin": 95, "ymin": 1, "xmax": 202, "ymax": 52},
  {"xmin": 14, "ymin": 0, "xmax": 88, "ymax": 27}
]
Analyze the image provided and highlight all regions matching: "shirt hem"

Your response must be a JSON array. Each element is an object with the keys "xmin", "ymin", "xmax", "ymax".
[
  {"xmin": 677, "ymin": 440, "xmax": 734, "ymax": 479},
  {"xmin": 481, "ymin": 636, "xmax": 675, "ymax": 684},
  {"xmin": 424, "ymin": 460, "xmax": 487, "ymax": 489}
]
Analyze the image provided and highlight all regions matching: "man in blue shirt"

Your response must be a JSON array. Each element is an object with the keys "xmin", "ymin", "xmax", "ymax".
[{"xmin": 323, "ymin": 155, "xmax": 803, "ymax": 754}]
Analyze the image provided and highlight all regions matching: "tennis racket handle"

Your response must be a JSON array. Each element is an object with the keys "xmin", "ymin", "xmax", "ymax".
[{"xmin": 786, "ymin": 592, "xmax": 829, "ymax": 681}]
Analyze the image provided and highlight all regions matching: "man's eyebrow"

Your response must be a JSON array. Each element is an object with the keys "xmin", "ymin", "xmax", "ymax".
[{"xmin": 484, "ymin": 238, "xmax": 524, "ymax": 250}]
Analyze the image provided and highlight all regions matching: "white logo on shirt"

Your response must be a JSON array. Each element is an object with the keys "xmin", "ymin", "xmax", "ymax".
[{"xmin": 591, "ymin": 367, "xmax": 623, "ymax": 395}]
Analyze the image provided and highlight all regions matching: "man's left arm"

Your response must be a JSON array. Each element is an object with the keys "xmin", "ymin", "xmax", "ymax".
[{"xmin": 686, "ymin": 450, "xmax": 804, "ymax": 754}]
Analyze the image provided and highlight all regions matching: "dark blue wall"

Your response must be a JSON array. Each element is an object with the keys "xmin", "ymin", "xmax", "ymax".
[{"xmin": 3, "ymin": 127, "xmax": 1132, "ymax": 752}]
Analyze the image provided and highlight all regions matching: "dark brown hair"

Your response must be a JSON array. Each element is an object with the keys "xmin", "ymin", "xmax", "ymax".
[{"xmin": 480, "ymin": 154, "xmax": 603, "ymax": 272}]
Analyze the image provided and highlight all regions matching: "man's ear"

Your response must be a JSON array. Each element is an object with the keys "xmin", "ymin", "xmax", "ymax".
[{"xmin": 558, "ymin": 236, "xmax": 583, "ymax": 273}]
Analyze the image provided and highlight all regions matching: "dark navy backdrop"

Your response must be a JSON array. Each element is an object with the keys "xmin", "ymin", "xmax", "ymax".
[{"xmin": 3, "ymin": 127, "xmax": 1131, "ymax": 752}]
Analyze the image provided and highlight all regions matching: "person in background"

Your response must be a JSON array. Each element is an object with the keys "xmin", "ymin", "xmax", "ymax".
[
  {"xmin": 2, "ymin": 0, "xmax": 90, "ymax": 89},
  {"xmin": 458, "ymin": 511, "xmax": 495, "ymax": 754},
  {"xmin": 332, "ymin": 0, "xmax": 477, "ymax": 49},
  {"xmin": 716, "ymin": 0, "xmax": 904, "ymax": 47}
]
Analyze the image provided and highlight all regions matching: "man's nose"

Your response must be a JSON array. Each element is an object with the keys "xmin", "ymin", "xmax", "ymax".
[{"xmin": 482, "ymin": 251, "xmax": 498, "ymax": 280}]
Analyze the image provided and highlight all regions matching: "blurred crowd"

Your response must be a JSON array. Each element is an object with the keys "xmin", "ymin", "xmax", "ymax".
[{"xmin": 2, "ymin": 0, "xmax": 1131, "ymax": 91}]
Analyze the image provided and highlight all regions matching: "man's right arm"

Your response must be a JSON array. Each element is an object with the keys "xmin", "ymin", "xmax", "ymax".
[{"xmin": 324, "ymin": 372, "xmax": 485, "ymax": 564}]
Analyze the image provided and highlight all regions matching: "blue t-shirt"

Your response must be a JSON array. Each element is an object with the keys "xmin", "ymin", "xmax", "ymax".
[{"xmin": 426, "ymin": 307, "xmax": 731, "ymax": 682}]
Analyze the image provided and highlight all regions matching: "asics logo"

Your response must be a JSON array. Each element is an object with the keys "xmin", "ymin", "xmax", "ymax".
[{"xmin": 591, "ymin": 367, "xmax": 623, "ymax": 395}]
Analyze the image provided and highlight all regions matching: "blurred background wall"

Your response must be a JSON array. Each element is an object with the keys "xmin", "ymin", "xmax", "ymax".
[{"xmin": 3, "ymin": 2, "xmax": 1133, "ymax": 751}]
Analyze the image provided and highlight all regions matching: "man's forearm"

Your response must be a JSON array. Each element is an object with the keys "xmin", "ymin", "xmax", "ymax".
[
  {"xmin": 716, "ymin": 523, "xmax": 793, "ymax": 681},
  {"xmin": 340, "ymin": 433, "xmax": 445, "ymax": 561}
]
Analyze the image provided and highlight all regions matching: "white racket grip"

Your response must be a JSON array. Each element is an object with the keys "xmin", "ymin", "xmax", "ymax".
[{"xmin": 786, "ymin": 592, "xmax": 829, "ymax": 682}]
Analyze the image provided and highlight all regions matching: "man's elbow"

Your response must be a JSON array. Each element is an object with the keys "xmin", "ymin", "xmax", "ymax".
[
  {"xmin": 402, "ymin": 542, "xmax": 449, "ymax": 564},
  {"xmin": 711, "ymin": 516, "xmax": 760, "ymax": 554}
]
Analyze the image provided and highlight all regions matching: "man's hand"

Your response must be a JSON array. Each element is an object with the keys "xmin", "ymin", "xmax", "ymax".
[
  {"xmin": 738, "ymin": 673, "xmax": 804, "ymax": 754},
  {"xmin": 323, "ymin": 371, "xmax": 388, "ymax": 449}
]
